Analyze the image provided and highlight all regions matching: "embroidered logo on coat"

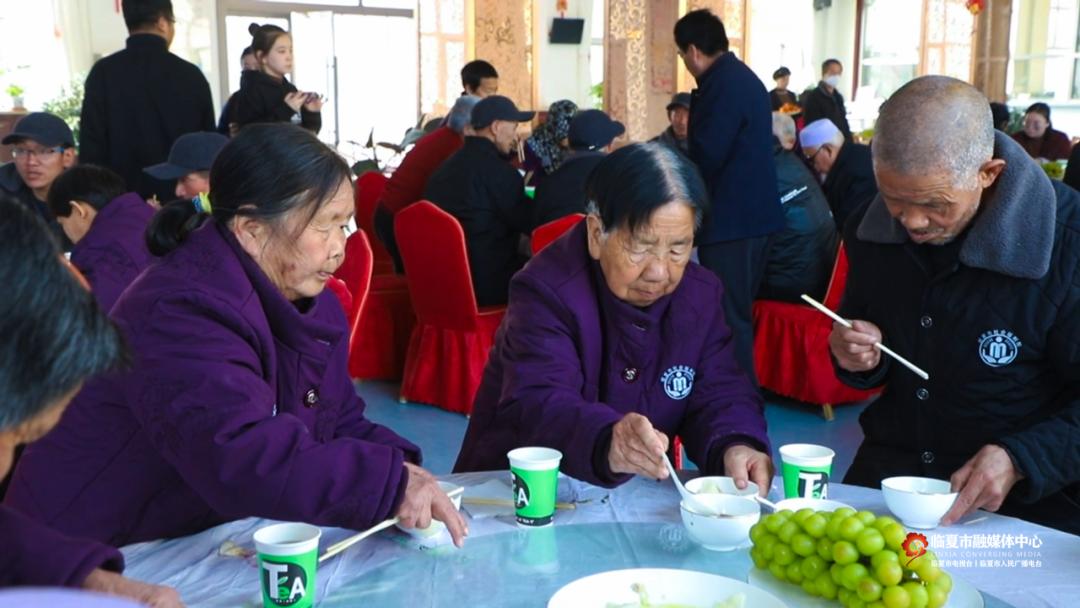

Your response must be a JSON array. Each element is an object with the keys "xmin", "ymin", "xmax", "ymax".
[
  {"xmin": 978, "ymin": 330, "xmax": 1021, "ymax": 367},
  {"xmin": 661, "ymin": 365, "xmax": 695, "ymax": 400}
]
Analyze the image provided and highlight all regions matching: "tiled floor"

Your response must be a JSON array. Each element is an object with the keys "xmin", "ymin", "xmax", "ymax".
[{"xmin": 358, "ymin": 380, "xmax": 869, "ymax": 481}]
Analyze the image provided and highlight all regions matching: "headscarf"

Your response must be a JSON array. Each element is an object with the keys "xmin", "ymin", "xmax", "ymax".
[{"xmin": 526, "ymin": 100, "xmax": 578, "ymax": 174}]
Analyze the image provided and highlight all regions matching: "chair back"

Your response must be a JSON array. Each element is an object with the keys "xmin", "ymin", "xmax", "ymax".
[
  {"xmin": 354, "ymin": 171, "xmax": 394, "ymax": 273},
  {"xmin": 822, "ymin": 241, "xmax": 849, "ymax": 311},
  {"xmin": 531, "ymin": 213, "xmax": 585, "ymax": 254},
  {"xmin": 334, "ymin": 231, "xmax": 375, "ymax": 347},
  {"xmin": 325, "ymin": 277, "xmax": 353, "ymax": 317},
  {"xmin": 395, "ymin": 201, "xmax": 480, "ymax": 330}
]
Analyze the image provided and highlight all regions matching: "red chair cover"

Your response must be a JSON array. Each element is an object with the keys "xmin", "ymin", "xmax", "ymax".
[
  {"xmin": 531, "ymin": 213, "xmax": 586, "ymax": 255},
  {"xmin": 325, "ymin": 276, "xmax": 353, "ymax": 317},
  {"xmin": 354, "ymin": 171, "xmax": 395, "ymax": 276},
  {"xmin": 394, "ymin": 201, "xmax": 507, "ymax": 414},
  {"xmin": 334, "ymin": 230, "xmax": 414, "ymax": 381},
  {"xmin": 752, "ymin": 243, "xmax": 882, "ymax": 408}
]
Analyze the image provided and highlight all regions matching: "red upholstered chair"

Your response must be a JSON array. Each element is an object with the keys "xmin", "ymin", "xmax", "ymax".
[
  {"xmin": 394, "ymin": 201, "xmax": 507, "ymax": 414},
  {"xmin": 325, "ymin": 277, "xmax": 353, "ymax": 317},
  {"xmin": 751, "ymin": 243, "xmax": 882, "ymax": 420},
  {"xmin": 531, "ymin": 213, "xmax": 586, "ymax": 254},
  {"xmin": 354, "ymin": 171, "xmax": 395, "ymax": 276}
]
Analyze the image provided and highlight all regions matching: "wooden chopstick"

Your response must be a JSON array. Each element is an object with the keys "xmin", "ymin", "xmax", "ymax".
[
  {"xmin": 462, "ymin": 497, "xmax": 576, "ymax": 510},
  {"xmin": 800, "ymin": 294, "xmax": 931, "ymax": 381},
  {"xmin": 319, "ymin": 486, "xmax": 465, "ymax": 562}
]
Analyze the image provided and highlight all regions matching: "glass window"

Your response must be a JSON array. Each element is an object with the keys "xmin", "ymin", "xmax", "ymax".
[{"xmin": 1009, "ymin": 0, "xmax": 1079, "ymax": 100}]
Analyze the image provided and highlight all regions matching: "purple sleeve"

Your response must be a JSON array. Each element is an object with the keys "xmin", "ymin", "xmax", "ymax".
[
  {"xmin": 0, "ymin": 505, "xmax": 122, "ymax": 588},
  {"xmin": 489, "ymin": 276, "xmax": 629, "ymax": 487},
  {"xmin": 676, "ymin": 280, "xmax": 770, "ymax": 469},
  {"xmin": 121, "ymin": 294, "xmax": 408, "ymax": 532},
  {"xmin": 70, "ymin": 248, "xmax": 125, "ymax": 313},
  {"xmin": 335, "ymin": 390, "xmax": 422, "ymax": 465}
]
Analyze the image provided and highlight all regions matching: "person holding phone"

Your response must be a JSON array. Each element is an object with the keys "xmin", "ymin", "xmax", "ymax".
[{"xmin": 233, "ymin": 23, "xmax": 322, "ymax": 134}]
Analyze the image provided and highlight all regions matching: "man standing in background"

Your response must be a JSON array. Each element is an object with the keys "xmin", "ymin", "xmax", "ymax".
[
  {"xmin": 674, "ymin": 9, "xmax": 783, "ymax": 386},
  {"xmin": 80, "ymin": 0, "xmax": 215, "ymax": 203}
]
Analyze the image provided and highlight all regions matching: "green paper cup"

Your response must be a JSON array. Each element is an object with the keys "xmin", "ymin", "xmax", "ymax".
[
  {"xmin": 254, "ymin": 523, "xmax": 321, "ymax": 608},
  {"xmin": 507, "ymin": 447, "xmax": 562, "ymax": 527},
  {"xmin": 780, "ymin": 443, "xmax": 835, "ymax": 499}
]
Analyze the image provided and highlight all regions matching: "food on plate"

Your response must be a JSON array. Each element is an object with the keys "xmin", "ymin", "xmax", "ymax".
[
  {"xmin": 749, "ymin": 508, "xmax": 952, "ymax": 607},
  {"xmin": 604, "ymin": 583, "xmax": 746, "ymax": 608}
]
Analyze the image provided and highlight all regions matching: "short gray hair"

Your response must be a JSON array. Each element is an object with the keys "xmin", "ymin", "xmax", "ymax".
[
  {"xmin": 872, "ymin": 75, "xmax": 994, "ymax": 189},
  {"xmin": 771, "ymin": 112, "xmax": 797, "ymax": 148},
  {"xmin": 446, "ymin": 95, "xmax": 481, "ymax": 134}
]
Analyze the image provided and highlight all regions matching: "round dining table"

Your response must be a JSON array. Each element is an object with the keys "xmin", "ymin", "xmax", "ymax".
[{"xmin": 121, "ymin": 471, "xmax": 1079, "ymax": 607}]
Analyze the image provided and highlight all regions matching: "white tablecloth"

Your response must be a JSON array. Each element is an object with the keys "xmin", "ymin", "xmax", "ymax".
[{"xmin": 121, "ymin": 473, "xmax": 1079, "ymax": 607}]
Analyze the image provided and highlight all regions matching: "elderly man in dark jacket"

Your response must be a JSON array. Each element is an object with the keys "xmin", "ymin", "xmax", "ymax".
[
  {"xmin": 80, "ymin": 0, "xmax": 215, "ymax": 203},
  {"xmin": 830, "ymin": 76, "xmax": 1080, "ymax": 535},
  {"xmin": 675, "ymin": 9, "xmax": 784, "ymax": 386},
  {"xmin": 424, "ymin": 95, "xmax": 534, "ymax": 307},
  {"xmin": 759, "ymin": 113, "xmax": 838, "ymax": 303},
  {"xmin": 800, "ymin": 118, "xmax": 877, "ymax": 232}
]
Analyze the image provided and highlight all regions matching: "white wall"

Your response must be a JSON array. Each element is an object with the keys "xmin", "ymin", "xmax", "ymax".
[
  {"xmin": 535, "ymin": 0, "xmax": 594, "ymax": 109},
  {"xmin": 811, "ymin": 0, "xmax": 857, "ymax": 99}
]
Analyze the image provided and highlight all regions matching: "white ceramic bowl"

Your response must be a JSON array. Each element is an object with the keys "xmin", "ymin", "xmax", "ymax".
[
  {"xmin": 396, "ymin": 481, "xmax": 462, "ymax": 540},
  {"xmin": 772, "ymin": 498, "xmax": 853, "ymax": 513},
  {"xmin": 679, "ymin": 493, "xmax": 760, "ymax": 551},
  {"xmin": 685, "ymin": 476, "xmax": 759, "ymax": 498},
  {"xmin": 881, "ymin": 476, "xmax": 958, "ymax": 529}
]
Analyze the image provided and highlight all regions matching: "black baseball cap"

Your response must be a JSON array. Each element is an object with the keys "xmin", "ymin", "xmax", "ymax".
[
  {"xmin": 144, "ymin": 132, "xmax": 229, "ymax": 180},
  {"xmin": 2, "ymin": 112, "xmax": 74, "ymax": 147},
  {"xmin": 665, "ymin": 92, "xmax": 692, "ymax": 112},
  {"xmin": 773, "ymin": 66, "xmax": 791, "ymax": 80},
  {"xmin": 568, "ymin": 109, "xmax": 625, "ymax": 151},
  {"xmin": 470, "ymin": 95, "xmax": 534, "ymax": 129}
]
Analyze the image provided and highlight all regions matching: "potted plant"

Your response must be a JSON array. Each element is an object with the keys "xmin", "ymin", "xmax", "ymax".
[{"xmin": 7, "ymin": 85, "xmax": 24, "ymax": 110}]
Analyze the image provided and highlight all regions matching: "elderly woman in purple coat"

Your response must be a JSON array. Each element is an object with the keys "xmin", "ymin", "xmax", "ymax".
[
  {"xmin": 0, "ymin": 198, "xmax": 180, "ymax": 605},
  {"xmin": 455, "ymin": 142, "xmax": 773, "ymax": 491},
  {"xmin": 5, "ymin": 124, "xmax": 466, "ymax": 550}
]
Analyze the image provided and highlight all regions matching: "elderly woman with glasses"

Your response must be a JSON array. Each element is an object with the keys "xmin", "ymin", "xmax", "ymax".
[{"xmin": 455, "ymin": 142, "xmax": 772, "ymax": 492}]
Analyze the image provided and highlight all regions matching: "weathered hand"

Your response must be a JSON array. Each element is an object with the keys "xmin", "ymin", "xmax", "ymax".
[
  {"xmin": 941, "ymin": 444, "xmax": 1024, "ymax": 526},
  {"xmin": 828, "ymin": 319, "xmax": 883, "ymax": 372},
  {"xmin": 608, "ymin": 413, "xmax": 670, "ymax": 479},
  {"xmin": 396, "ymin": 462, "xmax": 468, "ymax": 547},
  {"xmin": 723, "ymin": 444, "xmax": 774, "ymax": 497},
  {"xmin": 82, "ymin": 569, "xmax": 185, "ymax": 607}
]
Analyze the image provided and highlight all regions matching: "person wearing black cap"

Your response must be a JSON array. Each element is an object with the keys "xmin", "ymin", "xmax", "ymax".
[
  {"xmin": 651, "ymin": 93, "xmax": 691, "ymax": 158},
  {"xmin": 0, "ymin": 112, "xmax": 78, "ymax": 249},
  {"xmin": 534, "ymin": 109, "xmax": 625, "ymax": 228},
  {"xmin": 80, "ymin": 0, "xmax": 215, "ymax": 203},
  {"xmin": 769, "ymin": 67, "xmax": 799, "ymax": 112},
  {"xmin": 143, "ymin": 131, "xmax": 228, "ymax": 201},
  {"xmin": 423, "ymin": 95, "xmax": 535, "ymax": 307}
]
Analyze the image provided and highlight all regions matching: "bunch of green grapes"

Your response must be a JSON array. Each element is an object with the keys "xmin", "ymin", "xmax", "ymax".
[{"xmin": 749, "ymin": 507, "xmax": 952, "ymax": 608}]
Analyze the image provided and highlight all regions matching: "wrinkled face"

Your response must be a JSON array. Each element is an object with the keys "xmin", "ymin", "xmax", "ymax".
[
  {"xmin": 55, "ymin": 201, "xmax": 97, "ymax": 244},
  {"xmin": 0, "ymin": 387, "xmax": 79, "ymax": 479},
  {"xmin": 1022, "ymin": 112, "xmax": 1048, "ymax": 139},
  {"xmin": 242, "ymin": 52, "xmax": 259, "ymax": 71},
  {"xmin": 775, "ymin": 75, "xmax": 790, "ymax": 90},
  {"xmin": 12, "ymin": 139, "xmax": 76, "ymax": 196},
  {"xmin": 875, "ymin": 163, "xmax": 1003, "ymax": 246},
  {"xmin": 587, "ymin": 201, "xmax": 695, "ymax": 308},
  {"xmin": 669, "ymin": 107, "xmax": 690, "ymax": 140},
  {"xmin": 805, "ymin": 143, "xmax": 839, "ymax": 175},
  {"xmin": 262, "ymin": 34, "xmax": 293, "ymax": 77},
  {"xmin": 240, "ymin": 178, "xmax": 352, "ymax": 301},
  {"xmin": 176, "ymin": 171, "xmax": 210, "ymax": 199},
  {"xmin": 471, "ymin": 77, "xmax": 499, "ymax": 98},
  {"xmin": 491, "ymin": 120, "xmax": 519, "ymax": 156}
]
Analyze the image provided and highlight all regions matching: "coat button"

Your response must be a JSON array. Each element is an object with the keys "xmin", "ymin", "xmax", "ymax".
[
  {"xmin": 920, "ymin": 315, "xmax": 933, "ymax": 328},
  {"xmin": 622, "ymin": 367, "xmax": 638, "ymax": 382},
  {"xmin": 921, "ymin": 450, "xmax": 935, "ymax": 464},
  {"xmin": 304, "ymin": 388, "xmax": 319, "ymax": 407},
  {"xmin": 916, "ymin": 388, "xmax": 930, "ymax": 401}
]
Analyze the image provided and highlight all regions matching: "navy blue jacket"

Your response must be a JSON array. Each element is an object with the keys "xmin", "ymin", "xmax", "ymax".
[{"xmin": 688, "ymin": 53, "xmax": 784, "ymax": 245}]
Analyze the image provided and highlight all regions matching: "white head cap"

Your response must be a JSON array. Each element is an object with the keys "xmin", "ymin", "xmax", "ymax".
[{"xmin": 799, "ymin": 118, "xmax": 841, "ymax": 149}]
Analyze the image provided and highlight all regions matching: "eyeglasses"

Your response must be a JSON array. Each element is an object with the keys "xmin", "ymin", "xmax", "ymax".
[
  {"xmin": 12, "ymin": 146, "xmax": 66, "ymax": 161},
  {"xmin": 805, "ymin": 145, "xmax": 830, "ymax": 163}
]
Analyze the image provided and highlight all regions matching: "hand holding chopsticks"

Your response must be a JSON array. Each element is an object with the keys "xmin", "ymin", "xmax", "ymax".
[
  {"xmin": 319, "ymin": 485, "xmax": 466, "ymax": 563},
  {"xmin": 802, "ymin": 294, "xmax": 930, "ymax": 381}
]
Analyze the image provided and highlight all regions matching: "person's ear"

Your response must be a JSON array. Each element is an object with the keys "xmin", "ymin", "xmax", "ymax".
[
  {"xmin": 586, "ymin": 213, "xmax": 605, "ymax": 261},
  {"xmin": 70, "ymin": 200, "xmax": 89, "ymax": 219},
  {"xmin": 978, "ymin": 158, "xmax": 1007, "ymax": 190},
  {"xmin": 230, "ymin": 214, "xmax": 271, "ymax": 261},
  {"xmin": 61, "ymin": 148, "xmax": 76, "ymax": 169}
]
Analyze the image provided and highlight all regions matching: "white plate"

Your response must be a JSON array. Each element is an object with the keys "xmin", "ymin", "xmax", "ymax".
[
  {"xmin": 548, "ymin": 568, "xmax": 787, "ymax": 608},
  {"xmin": 747, "ymin": 567, "xmax": 984, "ymax": 608}
]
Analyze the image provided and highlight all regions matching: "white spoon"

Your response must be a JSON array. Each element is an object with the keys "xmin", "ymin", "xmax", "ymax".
[
  {"xmin": 663, "ymin": 453, "xmax": 728, "ymax": 517},
  {"xmin": 754, "ymin": 494, "xmax": 779, "ymax": 511}
]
